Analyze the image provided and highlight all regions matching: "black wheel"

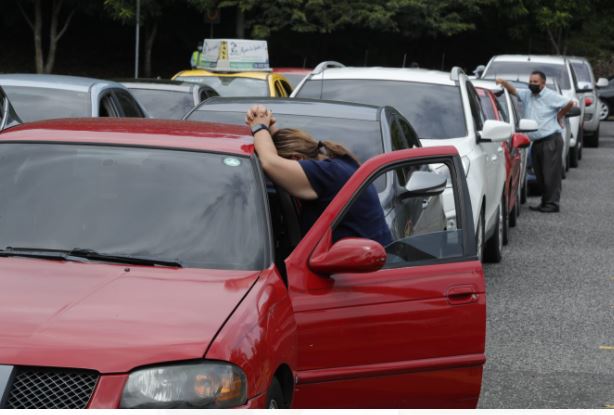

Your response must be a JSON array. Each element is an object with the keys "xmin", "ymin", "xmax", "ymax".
[
  {"xmin": 569, "ymin": 142, "xmax": 579, "ymax": 168},
  {"xmin": 502, "ymin": 193, "xmax": 509, "ymax": 246},
  {"xmin": 584, "ymin": 126, "xmax": 600, "ymax": 148},
  {"xmin": 266, "ymin": 378, "xmax": 286, "ymax": 409},
  {"xmin": 484, "ymin": 201, "xmax": 503, "ymax": 263},
  {"xmin": 476, "ymin": 208, "xmax": 485, "ymax": 263},
  {"xmin": 509, "ymin": 191, "xmax": 519, "ymax": 227}
]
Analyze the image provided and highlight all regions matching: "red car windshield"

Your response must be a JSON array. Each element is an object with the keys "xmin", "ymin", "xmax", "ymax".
[{"xmin": 0, "ymin": 143, "xmax": 267, "ymax": 270}]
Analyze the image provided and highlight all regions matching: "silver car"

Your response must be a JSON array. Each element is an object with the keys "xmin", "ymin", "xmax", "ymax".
[
  {"xmin": 0, "ymin": 74, "xmax": 148, "ymax": 122},
  {"xmin": 0, "ymin": 86, "xmax": 21, "ymax": 130}
]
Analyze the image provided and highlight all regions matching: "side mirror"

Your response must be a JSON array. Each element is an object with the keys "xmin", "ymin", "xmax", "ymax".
[
  {"xmin": 512, "ymin": 134, "xmax": 531, "ymax": 149},
  {"xmin": 480, "ymin": 120, "xmax": 513, "ymax": 142},
  {"xmin": 400, "ymin": 171, "xmax": 447, "ymax": 199},
  {"xmin": 517, "ymin": 118, "xmax": 538, "ymax": 133},
  {"xmin": 566, "ymin": 107, "xmax": 581, "ymax": 118},
  {"xmin": 596, "ymin": 78, "xmax": 609, "ymax": 88},
  {"xmin": 309, "ymin": 238, "xmax": 387, "ymax": 275}
]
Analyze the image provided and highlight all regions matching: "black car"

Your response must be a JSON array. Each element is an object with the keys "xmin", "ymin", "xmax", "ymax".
[
  {"xmin": 185, "ymin": 97, "xmax": 447, "ymax": 243},
  {"xmin": 120, "ymin": 79, "xmax": 219, "ymax": 119},
  {"xmin": 598, "ymin": 77, "xmax": 614, "ymax": 120}
]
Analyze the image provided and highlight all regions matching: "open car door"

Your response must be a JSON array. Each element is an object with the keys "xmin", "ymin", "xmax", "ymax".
[{"xmin": 285, "ymin": 146, "xmax": 486, "ymax": 408}]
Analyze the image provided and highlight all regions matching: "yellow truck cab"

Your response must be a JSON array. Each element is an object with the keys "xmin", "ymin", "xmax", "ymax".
[{"xmin": 173, "ymin": 39, "xmax": 293, "ymax": 97}]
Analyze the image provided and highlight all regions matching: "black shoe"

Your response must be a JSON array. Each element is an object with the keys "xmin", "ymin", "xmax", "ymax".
[
  {"xmin": 529, "ymin": 204, "xmax": 543, "ymax": 211},
  {"xmin": 538, "ymin": 204, "xmax": 559, "ymax": 213}
]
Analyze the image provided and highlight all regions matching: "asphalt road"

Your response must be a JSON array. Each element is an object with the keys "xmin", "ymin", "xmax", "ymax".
[{"xmin": 479, "ymin": 121, "xmax": 614, "ymax": 409}]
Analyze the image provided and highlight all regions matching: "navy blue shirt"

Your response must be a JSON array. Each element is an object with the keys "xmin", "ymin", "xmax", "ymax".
[{"xmin": 298, "ymin": 156, "xmax": 393, "ymax": 246}]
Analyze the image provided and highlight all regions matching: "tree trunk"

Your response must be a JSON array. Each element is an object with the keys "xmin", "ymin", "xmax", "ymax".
[
  {"xmin": 45, "ymin": 0, "xmax": 61, "ymax": 74},
  {"xmin": 33, "ymin": 0, "xmax": 44, "ymax": 73},
  {"xmin": 546, "ymin": 27, "xmax": 561, "ymax": 55},
  {"xmin": 236, "ymin": 8, "xmax": 245, "ymax": 38},
  {"xmin": 144, "ymin": 22, "xmax": 158, "ymax": 78}
]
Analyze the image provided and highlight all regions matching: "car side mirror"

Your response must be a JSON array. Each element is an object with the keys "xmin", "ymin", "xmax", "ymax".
[
  {"xmin": 596, "ymin": 78, "xmax": 609, "ymax": 88},
  {"xmin": 309, "ymin": 238, "xmax": 387, "ymax": 275},
  {"xmin": 566, "ymin": 107, "xmax": 581, "ymax": 118},
  {"xmin": 479, "ymin": 120, "xmax": 513, "ymax": 142},
  {"xmin": 517, "ymin": 118, "xmax": 538, "ymax": 133},
  {"xmin": 512, "ymin": 134, "xmax": 531, "ymax": 149},
  {"xmin": 400, "ymin": 171, "xmax": 447, "ymax": 199}
]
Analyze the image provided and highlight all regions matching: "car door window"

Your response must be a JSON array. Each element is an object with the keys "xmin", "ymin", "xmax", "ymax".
[
  {"xmin": 466, "ymin": 82, "xmax": 485, "ymax": 132},
  {"xmin": 334, "ymin": 159, "xmax": 464, "ymax": 268},
  {"xmin": 397, "ymin": 116, "xmax": 420, "ymax": 148},
  {"xmin": 113, "ymin": 90, "xmax": 144, "ymax": 117},
  {"xmin": 274, "ymin": 80, "xmax": 287, "ymax": 97},
  {"xmin": 99, "ymin": 94, "xmax": 117, "ymax": 117},
  {"xmin": 279, "ymin": 80, "xmax": 293, "ymax": 96}
]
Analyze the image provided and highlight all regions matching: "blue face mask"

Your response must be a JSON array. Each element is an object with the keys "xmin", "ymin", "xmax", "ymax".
[{"xmin": 529, "ymin": 84, "xmax": 541, "ymax": 94}]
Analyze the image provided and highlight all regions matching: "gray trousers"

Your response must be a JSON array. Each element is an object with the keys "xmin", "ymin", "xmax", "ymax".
[{"xmin": 531, "ymin": 132, "xmax": 563, "ymax": 207}]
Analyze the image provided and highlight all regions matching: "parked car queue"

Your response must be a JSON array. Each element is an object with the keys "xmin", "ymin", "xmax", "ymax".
[{"xmin": 0, "ymin": 53, "xmax": 607, "ymax": 409}]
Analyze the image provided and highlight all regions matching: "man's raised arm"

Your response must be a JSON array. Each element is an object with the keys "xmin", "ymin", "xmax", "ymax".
[{"xmin": 496, "ymin": 78, "xmax": 518, "ymax": 96}]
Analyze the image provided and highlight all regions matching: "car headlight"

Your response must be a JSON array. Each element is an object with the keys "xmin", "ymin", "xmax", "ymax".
[{"xmin": 120, "ymin": 361, "xmax": 247, "ymax": 409}]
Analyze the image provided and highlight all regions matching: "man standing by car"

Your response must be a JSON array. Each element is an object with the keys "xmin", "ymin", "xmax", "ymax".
[{"xmin": 497, "ymin": 72, "xmax": 574, "ymax": 212}]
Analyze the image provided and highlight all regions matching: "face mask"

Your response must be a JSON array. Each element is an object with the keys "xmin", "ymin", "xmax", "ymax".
[{"xmin": 529, "ymin": 84, "xmax": 541, "ymax": 94}]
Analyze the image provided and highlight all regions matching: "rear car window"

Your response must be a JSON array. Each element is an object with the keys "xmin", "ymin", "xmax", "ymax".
[
  {"xmin": 483, "ymin": 61, "xmax": 571, "ymax": 90},
  {"xmin": 296, "ymin": 79, "xmax": 467, "ymax": 140},
  {"xmin": 3, "ymin": 86, "xmax": 90, "ymax": 122},
  {"xmin": 0, "ymin": 143, "xmax": 267, "ymax": 270},
  {"xmin": 129, "ymin": 89, "xmax": 195, "ymax": 119},
  {"xmin": 570, "ymin": 62, "xmax": 593, "ymax": 86},
  {"xmin": 176, "ymin": 76, "xmax": 268, "ymax": 97}
]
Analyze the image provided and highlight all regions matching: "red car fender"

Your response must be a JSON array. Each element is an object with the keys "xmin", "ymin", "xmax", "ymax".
[{"xmin": 205, "ymin": 266, "xmax": 299, "ymax": 405}]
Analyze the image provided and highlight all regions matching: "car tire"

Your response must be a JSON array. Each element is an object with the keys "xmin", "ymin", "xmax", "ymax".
[
  {"xmin": 584, "ymin": 126, "xmax": 600, "ymax": 148},
  {"xmin": 569, "ymin": 142, "xmax": 579, "ymax": 168},
  {"xmin": 599, "ymin": 99, "xmax": 610, "ymax": 121},
  {"xmin": 502, "ymin": 193, "xmax": 509, "ymax": 246},
  {"xmin": 266, "ymin": 378, "xmax": 286, "ymax": 409},
  {"xmin": 510, "ymin": 191, "xmax": 519, "ymax": 227},
  {"xmin": 484, "ymin": 199, "xmax": 503, "ymax": 263},
  {"xmin": 578, "ymin": 129, "xmax": 583, "ymax": 160},
  {"xmin": 476, "ymin": 207, "xmax": 485, "ymax": 263}
]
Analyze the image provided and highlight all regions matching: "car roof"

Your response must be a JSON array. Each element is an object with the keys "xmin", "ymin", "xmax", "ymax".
[
  {"xmin": 0, "ymin": 74, "xmax": 124, "ymax": 92},
  {"xmin": 471, "ymin": 79, "xmax": 503, "ymax": 92},
  {"xmin": 273, "ymin": 67, "xmax": 312, "ymax": 74},
  {"xmin": 193, "ymin": 97, "xmax": 383, "ymax": 121},
  {"xmin": 489, "ymin": 55, "xmax": 567, "ymax": 65},
  {"xmin": 120, "ymin": 80, "xmax": 197, "ymax": 93},
  {"xmin": 305, "ymin": 67, "xmax": 457, "ymax": 86},
  {"xmin": 0, "ymin": 118, "xmax": 254, "ymax": 155}
]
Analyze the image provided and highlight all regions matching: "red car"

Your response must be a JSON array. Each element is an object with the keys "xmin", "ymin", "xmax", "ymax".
[
  {"xmin": 475, "ymin": 85, "xmax": 530, "ymax": 244},
  {"xmin": 272, "ymin": 67, "xmax": 312, "ymax": 89},
  {"xmin": 0, "ymin": 118, "xmax": 485, "ymax": 409}
]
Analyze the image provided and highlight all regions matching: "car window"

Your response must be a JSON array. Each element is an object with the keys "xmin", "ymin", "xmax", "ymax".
[
  {"xmin": 113, "ymin": 90, "xmax": 144, "ymax": 117},
  {"xmin": 397, "ymin": 116, "xmax": 421, "ymax": 148},
  {"xmin": 495, "ymin": 92, "xmax": 510, "ymax": 124},
  {"xmin": 99, "ymin": 94, "xmax": 117, "ymax": 117},
  {"xmin": 175, "ymin": 76, "xmax": 268, "ymax": 97},
  {"xmin": 274, "ymin": 80, "xmax": 287, "ymax": 97},
  {"xmin": 279, "ymin": 80, "xmax": 293, "ymax": 96},
  {"xmin": 128, "ymin": 89, "xmax": 194, "ymax": 119},
  {"xmin": 297, "ymin": 79, "xmax": 467, "ymax": 140},
  {"xmin": 3, "ymin": 86, "xmax": 90, "ymax": 122},
  {"xmin": 281, "ymin": 74, "xmax": 307, "ymax": 89},
  {"xmin": 0, "ymin": 143, "xmax": 267, "ymax": 270},
  {"xmin": 570, "ymin": 61, "xmax": 593, "ymax": 86},
  {"xmin": 466, "ymin": 82, "xmax": 485, "ymax": 131},
  {"xmin": 482, "ymin": 61, "xmax": 571, "ymax": 90},
  {"xmin": 335, "ymin": 159, "xmax": 462, "ymax": 268},
  {"xmin": 476, "ymin": 88, "xmax": 497, "ymax": 120}
]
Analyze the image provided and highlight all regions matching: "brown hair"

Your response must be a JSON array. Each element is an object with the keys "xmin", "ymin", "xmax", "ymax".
[{"xmin": 271, "ymin": 128, "xmax": 360, "ymax": 165}]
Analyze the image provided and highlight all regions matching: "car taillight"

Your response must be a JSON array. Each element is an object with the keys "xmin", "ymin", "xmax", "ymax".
[{"xmin": 584, "ymin": 97, "xmax": 593, "ymax": 107}]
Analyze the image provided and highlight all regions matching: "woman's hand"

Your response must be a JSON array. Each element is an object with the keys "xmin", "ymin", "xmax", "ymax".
[{"xmin": 246, "ymin": 105, "xmax": 272, "ymax": 128}]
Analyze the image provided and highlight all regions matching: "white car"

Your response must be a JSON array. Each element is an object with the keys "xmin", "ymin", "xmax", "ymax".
[
  {"xmin": 481, "ymin": 55, "xmax": 584, "ymax": 167},
  {"xmin": 292, "ymin": 65, "xmax": 512, "ymax": 262},
  {"xmin": 568, "ymin": 57, "xmax": 609, "ymax": 147}
]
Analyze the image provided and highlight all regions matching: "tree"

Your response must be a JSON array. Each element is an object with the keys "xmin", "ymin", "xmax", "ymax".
[{"xmin": 16, "ymin": 0, "xmax": 85, "ymax": 73}]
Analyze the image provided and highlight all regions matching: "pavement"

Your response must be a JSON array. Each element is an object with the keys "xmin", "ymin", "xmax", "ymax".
[{"xmin": 478, "ymin": 121, "xmax": 614, "ymax": 409}]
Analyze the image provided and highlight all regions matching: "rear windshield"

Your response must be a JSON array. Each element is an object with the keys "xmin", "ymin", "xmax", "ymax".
[
  {"xmin": 129, "ymin": 89, "xmax": 194, "ymax": 119},
  {"xmin": 3, "ymin": 86, "xmax": 90, "ymax": 122},
  {"xmin": 188, "ymin": 110, "xmax": 384, "ymax": 163},
  {"xmin": 570, "ymin": 62, "xmax": 593, "ymax": 86},
  {"xmin": 296, "ymin": 79, "xmax": 467, "ymax": 140},
  {"xmin": 483, "ymin": 61, "xmax": 571, "ymax": 90},
  {"xmin": 176, "ymin": 76, "xmax": 268, "ymax": 97},
  {"xmin": 0, "ymin": 144, "xmax": 267, "ymax": 270}
]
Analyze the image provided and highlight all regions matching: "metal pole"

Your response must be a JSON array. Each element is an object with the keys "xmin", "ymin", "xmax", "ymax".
[{"xmin": 134, "ymin": 0, "xmax": 141, "ymax": 78}]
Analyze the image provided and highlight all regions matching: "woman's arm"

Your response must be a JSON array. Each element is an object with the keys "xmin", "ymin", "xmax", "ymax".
[{"xmin": 246, "ymin": 105, "xmax": 318, "ymax": 200}]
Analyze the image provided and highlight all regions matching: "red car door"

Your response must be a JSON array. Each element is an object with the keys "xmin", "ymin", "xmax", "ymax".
[{"xmin": 285, "ymin": 147, "xmax": 486, "ymax": 408}]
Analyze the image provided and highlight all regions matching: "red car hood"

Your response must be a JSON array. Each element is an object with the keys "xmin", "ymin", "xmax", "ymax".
[{"xmin": 0, "ymin": 258, "xmax": 259, "ymax": 373}]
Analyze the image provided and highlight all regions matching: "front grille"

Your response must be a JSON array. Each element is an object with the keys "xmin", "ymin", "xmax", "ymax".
[{"xmin": 4, "ymin": 367, "xmax": 98, "ymax": 409}]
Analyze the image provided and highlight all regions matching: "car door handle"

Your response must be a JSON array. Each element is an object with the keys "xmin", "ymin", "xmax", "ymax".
[{"xmin": 446, "ymin": 285, "xmax": 478, "ymax": 305}]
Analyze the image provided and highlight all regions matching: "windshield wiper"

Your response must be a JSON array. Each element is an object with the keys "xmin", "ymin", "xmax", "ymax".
[{"xmin": 1, "ymin": 247, "xmax": 182, "ymax": 268}]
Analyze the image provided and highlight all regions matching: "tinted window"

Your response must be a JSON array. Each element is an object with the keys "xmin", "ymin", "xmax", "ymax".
[
  {"xmin": 483, "ymin": 61, "xmax": 571, "ymax": 89},
  {"xmin": 3, "ymin": 86, "xmax": 90, "ymax": 122},
  {"xmin": 176, "ymin": 76, "xmax": 268, "ymax": 97},
  {"xmin": 466, "ymin": 83, "xmax": 485, "ymax": 131},
  {"xmin": 0, "ymin": 144, "xmax": 267, "ymax": 270},
  {"xmin": 114, "ymin": 90, "xmax": 144, "ymax": 117},
  {"xmin": 495, "ymin": 93, "xmax": 510, "ymax": 124},
  {"xmin": 477, "ymin": 88, "xmax": 497, "ymax": 120},
  {"xmin": 188, "ymin": 110, "xmax": 383, "ymax": 162},
  {"xmin": 570, "ymin": 62, "xmax": 593, "ymax": 85},
  {"xmin": 281, "ymin": 74, "xmax": 305, "ymax": 88},
  {"xmin": 129, "ymin": 89, "xmax": 195, "ymax": 119},
  {"xmin": 297, "ymin": 79, "xmax": 467, "ymax": 139},
  {"xmin": 397, "ymin": 117, "xmax": 420, "ymax": 148}
]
